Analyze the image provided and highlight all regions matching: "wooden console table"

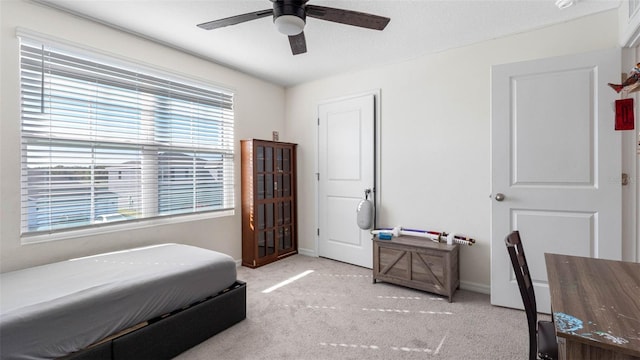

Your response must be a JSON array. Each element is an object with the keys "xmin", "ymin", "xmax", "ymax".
[{"xmin": 373, "ymin": 235, "xmax": 459, "ymax": 302}]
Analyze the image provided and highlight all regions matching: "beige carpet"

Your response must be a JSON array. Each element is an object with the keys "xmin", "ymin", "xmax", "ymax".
[{"xmin": 175, "ymin": 254, "xmax": 534, "ymax": 360}]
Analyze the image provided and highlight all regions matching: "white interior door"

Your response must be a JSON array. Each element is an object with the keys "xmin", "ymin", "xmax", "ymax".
[
  {"xmin": 318, "ymin": 93, "xmax": 375, "ymax": 268},
  {"xmin": 490, "ymin": 49, "xmax": 622, "ymax": 313}
]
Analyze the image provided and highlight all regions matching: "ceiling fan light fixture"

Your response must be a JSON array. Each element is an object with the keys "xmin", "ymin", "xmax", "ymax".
[{"xmin": 274, "ymin": 15, "xmax": 305, "ymax": 35}]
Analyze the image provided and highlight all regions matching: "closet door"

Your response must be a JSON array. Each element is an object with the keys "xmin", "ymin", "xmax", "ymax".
[{"xmin": 490, "ymin": 49, "xmax": 621, "ymax": 312}]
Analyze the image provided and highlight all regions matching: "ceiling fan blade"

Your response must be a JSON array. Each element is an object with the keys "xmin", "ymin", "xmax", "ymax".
[
  {"xmin": 197, "ymin": 9, "xmax": 273, "ymax": 30},
  {"xmin": 305, "ymin": 5, "xmax": 390, "ymax": 30},
  {"xmin": 288, "ymin": 32, "xmax": 307, "ymax": 55}
]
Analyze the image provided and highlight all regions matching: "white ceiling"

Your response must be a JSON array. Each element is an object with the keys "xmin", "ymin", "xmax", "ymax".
[{"xmin": 37, "ymin": 0, "xmax": 621, "ymax": 87}]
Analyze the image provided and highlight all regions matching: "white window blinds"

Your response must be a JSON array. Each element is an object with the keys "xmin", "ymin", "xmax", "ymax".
[{"xmin": 19, "ymin": 34, "xmax": 235, "ymax": 236}]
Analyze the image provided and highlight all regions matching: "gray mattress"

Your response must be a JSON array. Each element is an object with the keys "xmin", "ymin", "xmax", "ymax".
[{"xmin": 0, "ymin": 243, "xmax": 237, "ymax": 360}]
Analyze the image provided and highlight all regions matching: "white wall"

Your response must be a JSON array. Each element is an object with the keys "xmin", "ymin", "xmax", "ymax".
[
  {"xmin": 0, "ymin": 0, "xmax": 286, "ymax": 272},
  {"xmin": 285, "ymin": 9, "xmax": 624, "ymax": 291},
  {"xmin": 622, "ymin": 46, "xmax": 639, "ymax": 262},
  {"xmin": 619, "ymin": 0, "xmax": 640, "ymax": 267},
  {"xmin": 1, "ymin": 2, "xmax": 633, "ymax": 293}
]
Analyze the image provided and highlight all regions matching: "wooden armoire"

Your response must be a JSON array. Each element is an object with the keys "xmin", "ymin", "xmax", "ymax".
[{"xmin": 241, "ymin": 139, "xmax": 297, "ymax": 268}]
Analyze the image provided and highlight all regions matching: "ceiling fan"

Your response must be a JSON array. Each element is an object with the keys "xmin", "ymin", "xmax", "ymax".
[{"xmin": 197, "ymin": 0, "xmax": 390, "ymax": 55}]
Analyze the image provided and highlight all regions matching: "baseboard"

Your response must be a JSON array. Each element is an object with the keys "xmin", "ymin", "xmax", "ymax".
[
  {"xmin": 273, "ymin": 250, "xmax": 491, "ymax": 295},
  {"xmin": 235, "ymin": 250, "xmax": 315, "ymax": 267},
  {"xmin": 460, "ymin": 280, "xmax": 490, "ymax": 295},
  {"xmin": 297, "ymin": 247, "xmax": 317, "ymax": 257}
]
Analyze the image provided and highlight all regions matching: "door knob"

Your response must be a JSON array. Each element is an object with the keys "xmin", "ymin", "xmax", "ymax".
[{"xmin": 495, "ymin": 193, "xmax": 505, "ymax": 202}]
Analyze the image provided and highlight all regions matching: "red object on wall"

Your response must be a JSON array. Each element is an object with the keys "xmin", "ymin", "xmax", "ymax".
[{"xmin": 615, "ymin": 98, "xmax": 635, "ymax": 130}]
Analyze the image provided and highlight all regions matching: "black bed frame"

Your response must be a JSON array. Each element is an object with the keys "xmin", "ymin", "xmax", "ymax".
[{"xmin": 64, "ymin": 281, "xmax": 246, "ymax": 360}]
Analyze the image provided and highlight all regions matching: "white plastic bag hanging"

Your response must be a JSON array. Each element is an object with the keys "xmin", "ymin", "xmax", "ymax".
[{"xmin": 356, "ymin": 189, "xmax": 373, "ymax": 230}]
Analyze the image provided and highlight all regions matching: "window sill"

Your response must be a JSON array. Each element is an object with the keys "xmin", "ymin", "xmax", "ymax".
[{"xmin": 20, "ymin": 209, "xmax": 234, "ymax": 245}]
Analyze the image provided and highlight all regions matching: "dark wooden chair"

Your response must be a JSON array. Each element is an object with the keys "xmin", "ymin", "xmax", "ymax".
[{"xmin": 505, "ymin": 231, "xmax": 558, "ymax": 360}]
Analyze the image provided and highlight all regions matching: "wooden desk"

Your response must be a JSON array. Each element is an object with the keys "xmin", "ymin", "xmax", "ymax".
[{"xmin": 545, "ymin": 253, "xmax": 640, "ymax": 360}]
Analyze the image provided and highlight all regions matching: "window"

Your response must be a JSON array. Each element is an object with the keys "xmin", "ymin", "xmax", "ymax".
[{"xmin": 19, "ymin": 33, "xmax": 235, "ymax": 238}]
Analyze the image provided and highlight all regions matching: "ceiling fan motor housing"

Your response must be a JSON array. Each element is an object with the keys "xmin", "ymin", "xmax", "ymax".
[
  {"xmin": 198, "ymin": 0, "xmax": 390, "ymax": 54},
  {"xmin": 273, "ymin": 1, "xmax": 306, "ymax": 35}
]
